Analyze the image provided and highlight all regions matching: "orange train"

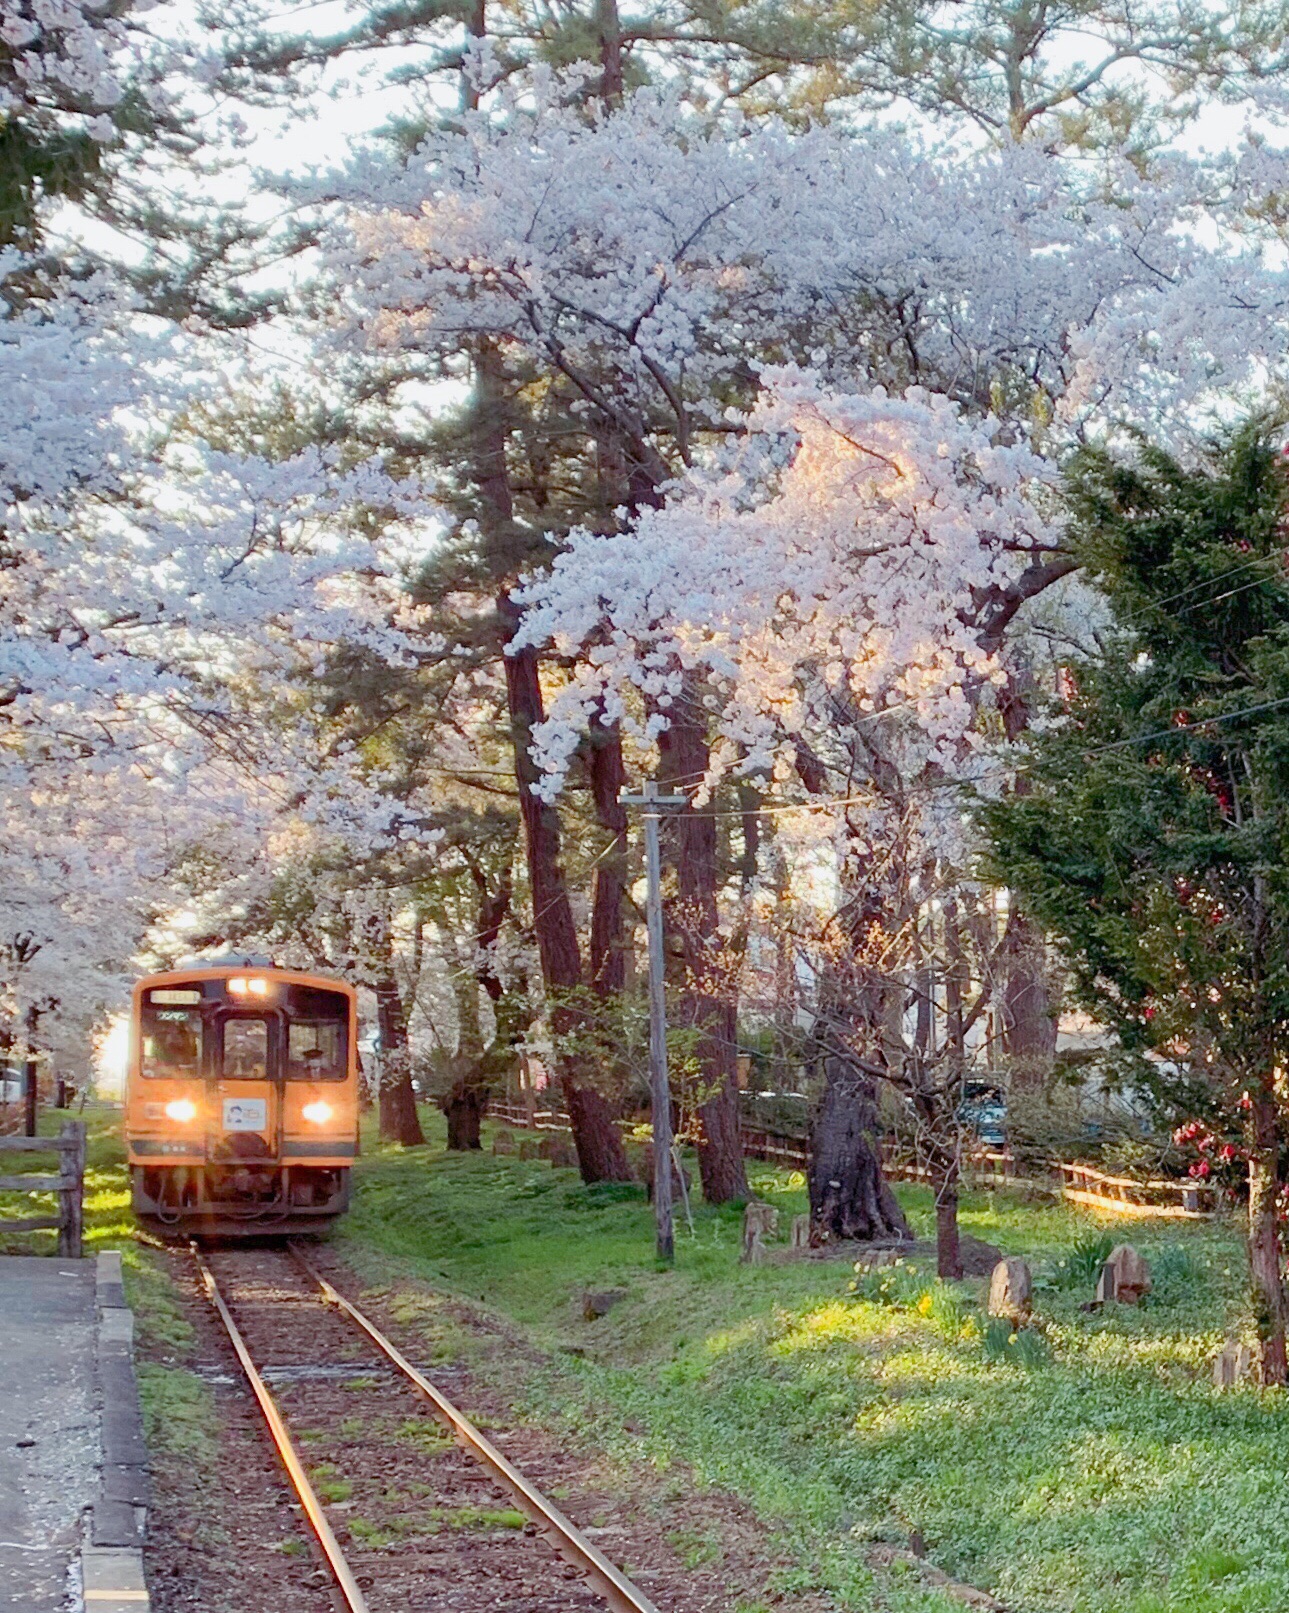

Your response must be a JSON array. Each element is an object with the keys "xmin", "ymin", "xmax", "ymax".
[{"xmin": 125, "ymin": 957, "xmax": 358, "ymax": 1234}]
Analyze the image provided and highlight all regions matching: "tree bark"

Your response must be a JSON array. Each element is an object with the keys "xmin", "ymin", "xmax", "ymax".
[
  {"xmin": 658, "ymin": 701, "xmax": 749, "ymax": 1204},
  {"xmin": 595, "ymin": 0, "xmax": 624, "ymax": 101},
  {"xmin": 808, "ymin": 1057, "xmax": 910, "ymax": 1242},
  {"xmin": 500, "ymin": 617, "xmax": 632, "ymax": 1181},
  {"xmin": 1248, "ymin": 1086, "xmax": 1287, "ymax": 1386},
  {"xmin": 443, "ymin": 1077, "xmax": 486, "ymax": 1150},
  {"xmin": 586, "ymin": 710, "xmax": 628, "ymax": 997},
  {"xmin": 933, "ymin": 1162, "xmax": 963, "ymax": 1280},
  {"xmin": 472, "ymin": 335, "xmax": 631, "ymax": 1185},
  {"xmin": 375, "ymin": 973, "xmax": 424, "ymax": 1146},
  {"xmin": 1000, "ymin": 907, "xmax": 1058, "ymax": 1084}
]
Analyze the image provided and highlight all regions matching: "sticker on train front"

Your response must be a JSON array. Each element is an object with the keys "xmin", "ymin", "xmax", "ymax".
[{"xmin": 223, "ymin": 1098, "xmax": 267, "ymax": 1131}]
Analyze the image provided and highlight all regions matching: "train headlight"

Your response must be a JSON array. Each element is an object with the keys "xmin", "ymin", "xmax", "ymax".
[
  {"xmin": 302, "ymin": 1101, "xmax": 333, "ymax": 1125},
  {"xmin": 228, "ymin": 976, "xmax": 270, "ymax": 997},
  {"xmin": 164, "ymin": 1099, "xmax": 198, "ymax": 1123}
]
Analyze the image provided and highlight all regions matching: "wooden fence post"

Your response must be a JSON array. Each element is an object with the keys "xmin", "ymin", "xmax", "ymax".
[{"xmin": 59, "ymin": 1120, "xmax": 85, "ymax": 1258}]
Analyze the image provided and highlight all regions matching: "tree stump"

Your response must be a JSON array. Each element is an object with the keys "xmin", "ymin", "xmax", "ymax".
[
  {"xmin": 491, "ymin": 1129, "xmax": 515, "ymax": 1156},
  {"xmin": 1213, "ymin": 1341, "xmax": 1256, "ymax": 1388},
  {"xmin": 987, "ymin": 1257, "xmax": 1032, "ymax": 1323},
  {"xmin": 1094, "ymin": 1244, "xmax": 1152, "ymax": 1305},
  {"xmin": 741, "ymin": 1201, "xmax": 778, "ymax": 1264}
]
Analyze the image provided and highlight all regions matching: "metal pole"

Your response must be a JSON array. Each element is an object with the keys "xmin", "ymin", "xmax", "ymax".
[{"xmin": 620, "ymin": 780, "xmax": 688, "ymax": 1264}]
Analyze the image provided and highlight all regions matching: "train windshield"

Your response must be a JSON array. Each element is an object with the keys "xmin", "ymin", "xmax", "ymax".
[
  {"xmin": 222, "ymin": 1018, "xmax": 269, "ymax": 1080},
  {"xmin": 287, "ymin": 1021, "xmax": 345, "ymax": 1081},
  {"xmin": 141, "ymin": 1006, "xmax": 203, "ymax": 1079}
]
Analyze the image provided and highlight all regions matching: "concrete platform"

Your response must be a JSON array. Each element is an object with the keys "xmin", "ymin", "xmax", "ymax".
[
  {"xmin": 0, "ymin": 1258, "xmax": 97, "ymax": 1611},
  {"xmin": 0, "ymin": 1255, "xmax": 149, "ymax": 1613}
]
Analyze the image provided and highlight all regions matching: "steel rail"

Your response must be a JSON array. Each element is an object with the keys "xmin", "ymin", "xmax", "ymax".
[
  {"xmin": 190, "ymin": 1244, "xmax": 370, "ymax": 1613},
  {"xmin": 289, "ymin": 1247, "xmax": 662, "ymax": 1613}
]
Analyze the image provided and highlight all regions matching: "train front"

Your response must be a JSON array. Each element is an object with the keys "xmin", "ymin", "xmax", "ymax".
[{"xmin": 126, "ymin": 960, "xmax": 357, "ymax": 1234}]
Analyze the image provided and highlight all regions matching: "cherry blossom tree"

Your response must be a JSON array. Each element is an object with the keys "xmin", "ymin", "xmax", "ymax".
[{"xmin": 312, "ymin": 57, "xmax": 1289, "ymax": 1201}]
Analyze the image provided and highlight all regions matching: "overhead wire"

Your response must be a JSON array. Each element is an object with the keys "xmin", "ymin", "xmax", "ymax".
[{"xmin": 646, "ymin": 691, "xmax": 1289, "ymax": 820}]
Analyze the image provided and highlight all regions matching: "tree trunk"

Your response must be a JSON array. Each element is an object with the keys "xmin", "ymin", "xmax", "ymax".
[
  {"xmin": 586, "ymin": 710, "xmax": 629, "ymax": 997},
  {"xmin": 1000, "ymin": 906, "xmax": 1058, "ymax": 1085},
  {"xmin": 659, "ymin": 700, "xmax": 749, "ymax": 1204},
  {"xmin": 808, "ymin": 1057, "xmax": 910, "ymax": 1242},
  {"xmin": 595, "ymin": 0, "xmax": 624, "ymax": 100},
  {"xmin": 22, "ymin": 1004, "xmax": 38, "ymax": 1137},
  {"xmin": 1248, "ymin": 1086, "xmax": 1286, "ymax": 1386},
  {"xmin": 443, "ymin": 1077, "xmax": 486, "ymax": 1150},
  {"xmin": 375, "ymin": 974, "xmax": 424, "ymax": 1147},
  {"xmin": 933, "ymin": 1160, "xmax": 963, "ymax": 1280},
  {"xmin": 500, "ymin": 614, "xmax": 632, "ymax": 1182},
  {"xmin": 473, "ymin": 333, "xmax": 631, "ymax": 1186}
]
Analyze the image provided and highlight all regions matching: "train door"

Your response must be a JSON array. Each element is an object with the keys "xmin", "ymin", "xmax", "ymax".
[{"xmin": 210, "ymin": 1010, "xmax": 283, "ymax": 1164}]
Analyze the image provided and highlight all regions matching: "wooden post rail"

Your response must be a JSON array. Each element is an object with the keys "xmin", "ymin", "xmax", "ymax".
[
  {"xmin": 482, "ymin": 1103, "xmax": 1218, "ymax": 1221},
  {"xmin": 0, "ymin": 1121, "xmax": 86, "ymax": 1256}
]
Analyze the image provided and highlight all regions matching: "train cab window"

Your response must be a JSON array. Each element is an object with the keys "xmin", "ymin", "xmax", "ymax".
[
  {"xmin": 287, "ymin": 1021, "xmax": 345, "ymax": 1081},
  {"xmin": 223, "ymin": 1018, "xmax": 269, "ymax": 1081},
  {"xmin": 141, "ymin": 1008, "xmax": 202, "ymax": 1079}
]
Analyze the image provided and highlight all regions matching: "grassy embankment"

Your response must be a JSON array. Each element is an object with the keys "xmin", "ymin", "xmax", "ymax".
[
  {"xmin": 340, "ymin": 1111, "xmax": 1289, "ymax": 1613},
  {"xmin": 7, "ymin": 1108, "xmax": 1289, "ymax": 1612}
]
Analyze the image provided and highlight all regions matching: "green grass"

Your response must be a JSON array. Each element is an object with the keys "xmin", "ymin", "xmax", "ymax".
[
  {"xmin": 309, "ymin": 1465, "xmax": 353, "ymax": 1504},
  {"xmin": 338, "ymin": 1110, "xmax": 1286, "ymax": 1613},
  {"xmin": 138, "ymin": 1362, "xmax": 219, "ymax": 1462}
]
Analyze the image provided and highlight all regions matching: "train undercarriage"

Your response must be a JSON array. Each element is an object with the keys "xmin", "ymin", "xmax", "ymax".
[{"xmin": 131, "ymin": 1162, "xmax": 351, "ymax": 1235}]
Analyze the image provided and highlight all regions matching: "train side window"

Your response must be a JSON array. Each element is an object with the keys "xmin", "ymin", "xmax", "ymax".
[
  {"xmin": 141, "ymin": 1009, "xmax": 202, "ymax": 1079},
  {"xmin": 223, "ymin": 1018, "xmax": 269, "ymax": 1081},
  {"xmin": 287, "ymin": 1021, "xmax": 345, "ymax": 1081}
]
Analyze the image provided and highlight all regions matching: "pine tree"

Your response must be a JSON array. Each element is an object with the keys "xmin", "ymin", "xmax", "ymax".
[{"xmin": 983, "ymin": 419, "xmax": 1289, "ymax": 1384}]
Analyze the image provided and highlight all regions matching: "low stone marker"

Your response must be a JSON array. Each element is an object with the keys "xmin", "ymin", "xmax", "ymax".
[
  {"xmin": 987, "ymin": 1257, "xmax": 1033, "ymax": 1322},
  {"xmin": 491, "ymin": 1128, "xmax": 515, "ymax": 1156},
  {"xmin": 537, "ymin": 1133, "xmax": 577, "ymax": 1168},
  {"xmin": 1213, "ymin": 1341, "xmax": 1256, "ymax": 1388},
  {"xmin": 790, "ymin": 1214, "xmax": 811, "ymax": 1250},
  {"xmin": 583, "ymin": 1288, "xmax": 628, "ymax": 1321},
  {"xmin": 741, "ymin": 1201, "xmax": 778, "ymax": 1264},
  {"xmin": 1094, "ymin": 1244, "xmax": 1152, "ymax": 1306}
]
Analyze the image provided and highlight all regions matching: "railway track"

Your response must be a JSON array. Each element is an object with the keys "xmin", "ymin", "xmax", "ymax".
[{"xmin": 193, "ymin": 1244, "xmax": 661, "ymax": 1613}]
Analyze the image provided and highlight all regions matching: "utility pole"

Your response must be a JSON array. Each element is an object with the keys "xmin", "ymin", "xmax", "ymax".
[{"xmin": 620, "ymin": 779, "xmax": 687, "ymax": 1262}]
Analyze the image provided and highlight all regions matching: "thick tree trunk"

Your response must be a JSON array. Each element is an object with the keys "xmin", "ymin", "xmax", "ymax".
[
  {"xmin": 1248, "ymin": 1087, "xmax": 1287, "ymax": 1386},
  {"xmin": 375, "ymin": 975, "xmax": 424, "ymax": 1147},
  {"xmin": 659, "ymin": 701, "xmax": 749, "ymax": 1204},
  {"xmin": 808, "ymin": 1058, "xmax": 910, "ymax": 1242},
  {"xmin": 443, "ymin": 1077, "xmax": 486, "ymax": 1150},
  {"xmin": 472, "ymin": 335, "xmax": 631, "ymax": 1186},
  {"xmin": 500, "ymin": 611, "xmax": 632, "ymax": 1182},
  {"xmin": 1000, "ymin": 907, "xmax": 1057, "ymax": 1084}
]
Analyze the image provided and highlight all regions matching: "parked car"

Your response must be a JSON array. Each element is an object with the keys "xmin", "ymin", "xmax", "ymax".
[{"xmin": 958, "ymin": 1080, "xmax": 1007, "ymax": 1148}]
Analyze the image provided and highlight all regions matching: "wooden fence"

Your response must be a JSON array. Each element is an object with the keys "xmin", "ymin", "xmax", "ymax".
[
  {"xmin": 0, "ymin": 1121, "xmax": 86, "ymax": 1256},
  {"xmin": 484, "ymin": 1102, "xmax": 1219, "ymax": 1220},
  {"xmin": 1056, "ymin": 1159, "xmax": 1217, "ymax": 1218}
]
